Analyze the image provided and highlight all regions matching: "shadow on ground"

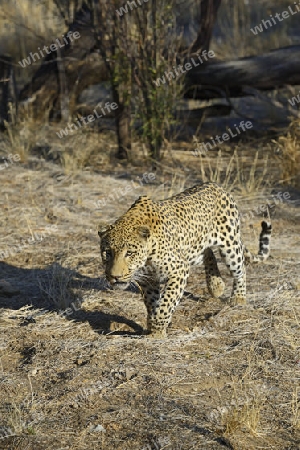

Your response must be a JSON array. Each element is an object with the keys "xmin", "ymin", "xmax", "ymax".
[{"xmin": 0, "ymin": 261, "xmax": 144, "ymax": 336}]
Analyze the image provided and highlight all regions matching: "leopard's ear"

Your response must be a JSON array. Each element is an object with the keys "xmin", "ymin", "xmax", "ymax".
[
  {"xmin": 138, "ymin": 225, "xmax": 150, "ymax": 239},
  {"xmin": 98, "ymin": 223, "xmax": 111, "ymax": 238}
]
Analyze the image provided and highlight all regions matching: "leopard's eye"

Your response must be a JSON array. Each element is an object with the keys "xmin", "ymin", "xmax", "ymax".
[
  {"xmin": 102, "ymin": 249, "xmax": 112, "ymax": 260},
  {"xmin": 125, "ymin": 250, "xmax": 135, "ymax": 257}
]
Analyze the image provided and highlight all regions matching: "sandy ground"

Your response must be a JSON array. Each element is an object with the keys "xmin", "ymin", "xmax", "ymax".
[{"xmin": 0, "ymin": 152, "xmax": 299, "ymax": 450}]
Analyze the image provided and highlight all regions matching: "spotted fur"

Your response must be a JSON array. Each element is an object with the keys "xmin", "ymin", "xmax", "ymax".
[{"xmin": 99, "ymin": 182, "xmax": 272, "ymax": 338}]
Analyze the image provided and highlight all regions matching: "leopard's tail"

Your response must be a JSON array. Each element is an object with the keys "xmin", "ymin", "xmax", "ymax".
[{"xmin": 244, "ymin": 221, "xmax": 272, "ymax": 264}]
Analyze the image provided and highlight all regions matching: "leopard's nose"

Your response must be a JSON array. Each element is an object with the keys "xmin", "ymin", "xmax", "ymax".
[{"xmin": 108, "ymin": 275, "xmax": 121, "ymax": 284}]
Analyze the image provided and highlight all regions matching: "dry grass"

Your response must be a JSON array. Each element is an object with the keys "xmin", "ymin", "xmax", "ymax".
[
  {"xmin": 193, "ymin": 145, "xmax": 271, "ymax": 194},
  {"xmin": 37, "ymin": 262, "xmax": 77, "ymax": 310},
  {"xmin": 275, "ymin": 118, "xmax": 300, "ymax": 189},
  {"xmin": 3, "ymin": 104, "xmax": 38, "ymax": 163},
  {"xmin": 0, "ymin": 144, "xmax": 299, "ymax": 449},
  {"xmin": 53, "ymin": 129, "xmax": 115, "ymax": 174}
]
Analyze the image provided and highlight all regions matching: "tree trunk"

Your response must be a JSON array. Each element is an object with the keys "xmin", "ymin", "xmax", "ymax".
[
  {"xmin": 114, "ymin": 98, "xmax": 131, "ymax": 160},
  {"xmin": 0, "ymin": 56, "xmax": 17, "ymax": 128},
  {"xmin": 190, "ymin": 0, "xmax": 222, "ymax": 53}
]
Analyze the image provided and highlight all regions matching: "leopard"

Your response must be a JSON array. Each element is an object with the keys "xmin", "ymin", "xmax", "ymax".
[{"xmin": 98, "ymin": 182, "xmax": 272, "ymax": 338}]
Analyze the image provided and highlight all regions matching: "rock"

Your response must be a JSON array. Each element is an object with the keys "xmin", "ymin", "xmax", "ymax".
[
  {"xmin": 0, "ymin": 280, "xmax": 20, "ymax": 297},
  {"xmin": 91, "ymin": 424, "xmax": 106, "ymax": 433}
]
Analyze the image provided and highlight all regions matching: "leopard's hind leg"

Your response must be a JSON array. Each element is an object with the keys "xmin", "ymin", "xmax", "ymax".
[{"xmin": 203, "ymin": 248, "xmax": 225, "ymax": 298}]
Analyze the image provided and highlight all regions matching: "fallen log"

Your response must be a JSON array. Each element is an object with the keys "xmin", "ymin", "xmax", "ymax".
[
  {"xmin": 185, "ymin": 45, "xmax": 300, "ymax": 99},
  {"xmin": 21, "ymin": 40, "xmax": 300, "ymax": 110}
]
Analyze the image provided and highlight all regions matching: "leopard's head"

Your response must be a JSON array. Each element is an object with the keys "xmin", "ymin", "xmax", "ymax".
[{"xmin": 98, "ymin": 219, "xmax": 151, "ymax": 290}]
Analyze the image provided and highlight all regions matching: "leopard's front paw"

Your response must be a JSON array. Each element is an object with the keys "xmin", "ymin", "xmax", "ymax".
[
  {"xmin": 229, "ymin": 295, "xmax": 246, "ymax": 306},
  {"xmin": 147, "ymin": 328, "xmax": 167, "ymax": 339}
]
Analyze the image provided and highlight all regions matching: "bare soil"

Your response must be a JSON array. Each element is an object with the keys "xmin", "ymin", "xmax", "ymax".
[{"xmin": 0, "ymin": 148, "xmax": 299, "ymax": 450}]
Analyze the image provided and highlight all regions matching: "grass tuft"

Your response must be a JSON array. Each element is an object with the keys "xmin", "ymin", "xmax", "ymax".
[{"xmin": 275, "ymin": 118, "xmax": 300, "ymax": 188}]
